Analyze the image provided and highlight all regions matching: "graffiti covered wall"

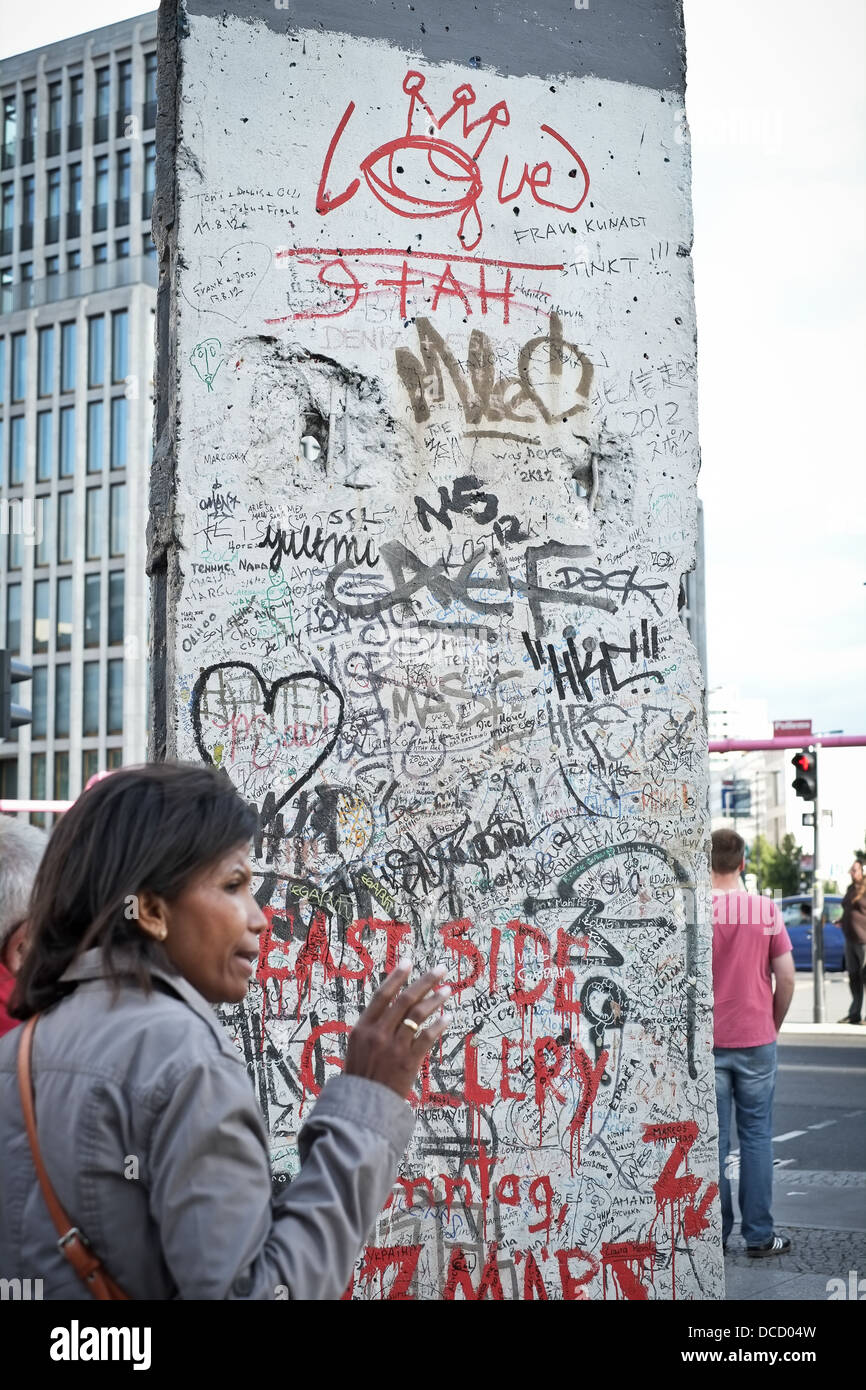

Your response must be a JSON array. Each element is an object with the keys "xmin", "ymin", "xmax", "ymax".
[{"xmin": 154, "ymin": 0, "xmax": 721, "ymax": 1299}]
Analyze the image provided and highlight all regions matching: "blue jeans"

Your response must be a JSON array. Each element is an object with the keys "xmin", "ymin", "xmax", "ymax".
[{"xmin": 714, "ymin": 1041, "xmax": 777, "ymax": 1246}]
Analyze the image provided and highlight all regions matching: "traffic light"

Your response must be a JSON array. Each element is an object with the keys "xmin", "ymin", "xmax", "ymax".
[
  {"xmin": 791, "ymin": 747, "xmax": 817, "ymax": 801},
  {"xmin": 0, "ymin": 650, "xmax": 32, "ymax": 741}
]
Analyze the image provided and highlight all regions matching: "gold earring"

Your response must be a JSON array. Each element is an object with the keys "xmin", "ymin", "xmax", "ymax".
[{"xmin": 158, "ymin": 926, "xmax": 168, "ymax": 941}]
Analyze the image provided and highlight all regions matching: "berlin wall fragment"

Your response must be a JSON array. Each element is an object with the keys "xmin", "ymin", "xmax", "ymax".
[{"xmin": 152, "ymin": 0, "xmax": 721, "ymax": 1299}]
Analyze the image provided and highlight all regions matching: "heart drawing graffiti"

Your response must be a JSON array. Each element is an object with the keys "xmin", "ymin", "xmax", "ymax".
[
  {"xmin": 190, "ymin": 662, "xmax": 344, "ymax": 817},
  {"xmin": 182, "ymin": 242, "xmax": 272, "ymax": 324}
]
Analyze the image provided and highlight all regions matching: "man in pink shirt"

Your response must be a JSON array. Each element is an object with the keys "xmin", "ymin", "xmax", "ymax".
[{"xmin": 712, "ymin": 829, "xmax": 796, "ymax": 1257}]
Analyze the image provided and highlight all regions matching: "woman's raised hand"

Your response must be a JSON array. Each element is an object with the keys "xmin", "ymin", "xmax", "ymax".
[{"xmin": 344, "ymin": 960, "xmax": 452, "ymax": 1099}]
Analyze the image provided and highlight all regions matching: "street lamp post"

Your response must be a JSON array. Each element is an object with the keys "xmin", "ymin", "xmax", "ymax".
[{"xmin": 812, "ymin": 747, "xmax": 825, "ymax": 1024}]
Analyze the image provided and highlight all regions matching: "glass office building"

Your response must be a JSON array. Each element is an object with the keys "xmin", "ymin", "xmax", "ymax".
[{"xmin": 0, "ymin": 13, "xmax": 157, "ymax": 823}]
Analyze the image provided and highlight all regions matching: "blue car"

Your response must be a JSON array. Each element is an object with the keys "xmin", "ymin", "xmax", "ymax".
[{"xmin": 780, "ymin": 896, "xmax": 845, "ymax": 971}]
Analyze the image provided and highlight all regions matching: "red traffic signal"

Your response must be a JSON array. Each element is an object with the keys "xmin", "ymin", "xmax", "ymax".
[{"xmin": 791, "ymin": 748, "xmax": 817, "ymax": 800}]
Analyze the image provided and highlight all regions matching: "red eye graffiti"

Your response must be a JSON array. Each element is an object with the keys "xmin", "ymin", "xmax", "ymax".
[{"xmin": 315, "ymin": 70, "xmax": 590, "ymax": 252}]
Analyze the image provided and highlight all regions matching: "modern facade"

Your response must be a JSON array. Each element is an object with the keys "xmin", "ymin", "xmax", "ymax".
[
  {"xmin": 0, "ymin": 12, "xmax": 157, "ymax": 824},
  {"xmin": 708, "ymin": 684, "xmax": 788, "ymax": 852}
]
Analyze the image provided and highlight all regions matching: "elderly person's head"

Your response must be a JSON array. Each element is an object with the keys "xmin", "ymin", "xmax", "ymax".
[{"xmin": 0, "ymin": 815, "xmax": 47, "ymax": 975}]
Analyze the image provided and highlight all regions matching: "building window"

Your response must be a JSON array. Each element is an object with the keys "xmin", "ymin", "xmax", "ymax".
[
  {"xmin": 1, "ymin": 95, "xmax": 15, "ymax": 168},
  {"xmin": 84, "ymin": 573, "xmax": 101, "ymax": 647},
  {"xmin": 109, "ymin": 482, "xmax": 126, "ymax": 557},
  {"xmin": 106, "ymin": 747, "xmax": 123, "ymax": 770},
  {"xmin": 108, "ymin": 570, "xmax": 124, "ymax": 645},
  {"xmin": 117, "ymin": 59, "xmax": 133, "ymax": 139},
  {"xmin": 111, "ymin": 309, "xmax": 128, "ymax": 382},
  {"xmin": 47, "ymin": 168, "xmax": 61, "ymax": 215},
  {"xmin": 57, "ymin": 490, "xmax": 74, "ymax": 563},
  {"xmin": 54, "ymin": 751, "xmax": 69, "ymax": 800},
  {"xmin": 37, "ymin": 326, "xmax": 54, "ymax": 396},
  {"xmin": 46, "ymin": 256, "xmax": 59, "ymax": 277},
  {"xmin": 32, "ymin": 667, "xmax": 48, "ymax": 737},
  {"xmin": 85, "ymin": 487, "xmax": 103, "ymax": 559},
  {"xmin": 67, "ymin": 162, "xmax": 81, "ymax": 237},
  {"xmin": 83, "ymin": 662, "xmax": 100, "ymax": 736},
  {"xmin": 88, "ymin": 315, "xmax": 104, "ymax": 386},
  {"xmin": 33, "ymin": 578, "xmax": 50, "ymax": 653},
  {"xmin": 107, "ymin": 659, "xmax": 123, "ymax": 735},
  {"xmin": 45, "ymin": 168, "xmax": 61, "ymax": 242},
  {"xmin": 116, "ymin": 238, "xmax": 130, "ymax": 259},
  {"xmin": 143, "ymin": 235, "xmax": 156, "ymax": 260},
  {"xmin": 56, "ymin": 576, "xmax": 72, "ymax": 650},
  {"xmin": 35, "ymin": 495, "xmax": 51, "ymax": 567},
  {"xmin": 93, "ymin": 243, "xmax": 107, "ymax": 264},
  {"xmin": 0, "ymin": 181, "xmax": 12, "ymax": 255},
  {"xmin": 48, "ymin": 83, "xmax": 62, "ymax": 127},
  {"xmin": 87, "ymin": 400, "xmax": 104, "ymax": 473},
  {"xmin": 10, "ymin": 416, "xmax": 26, "ymax": 486},
  {"xmin": 59, "ymin": 320, "xmax": 76, "ymax": 392},
  {"xmin": 22, "ymin": 90, "xmax": 36, "ymax": 164},
  {"xmin": 36, "ymin": 410, "xmax": 53, "ymax": 482},
  {"xmin": 110, "ymin": 396, "xmax": 127, "ymax": 470},
  {"xmin": 69, "ymin": 74, "xmax": 83, "ymax": 149},
  {"xmin": 95, "ymin": 67, "xmax": 110, "ymax": 142},
  {"xmin": 55, "ymin": 664, "xmax": 71, "ymax": 738},
  {"xmin": 115, "ymin": 148, "xmax": 130, "ymax": 225},
  {"xmin": 59, "ymin": 405, "xmax": 75, "ymax": 477},
  {"xmin": 20, "ymin": 175, "xmax": 34, "ymax": 252},
  {"xmin": 11, "ymin": 332, "xmax": 27, "ymax": 401},
  {"xmin": 0, "ymin": 337, "xmax": 5, "ymax": 405},
  {"xmin": 67, "ymin": 250, "xmax": 80, "ymax": 271},
  {"xmin": 143, "ymin": 142, "xmax": 156, "ymax": 218},
  {"xmin": 47, "ymin": 82, "xmax": 62, "ymax": 155},
  {"xmin": 5, "ymin": 583, "xmax": 21, "ymax": 654},
  {"xmin": 82, "ymin": 749, "xmax": 99, "ymax": 784},
  {"xmin": 93, "ymin": 154, "xmax": 109, "ymax": 230},
  {"xmin": 8, "ymin": 529, "xmax": 22, "ymax": 572},
  {"xmin": 0, "ymin": 761, "xmax": 18, "ymax": 799},
  {"xmin": 144, "ymin": 52, "xmax": 158, "ymax": 127},
  {"xmin": 19, "ymin": 262, "xmax": 32, "ymax": 281},
  {"xmin": 30, "ymin": 753, "xmax": 46, "ymax": 827}
]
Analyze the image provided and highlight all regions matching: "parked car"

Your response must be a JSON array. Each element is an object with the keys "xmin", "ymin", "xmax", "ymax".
[{"xmin": 780, "ymin": 896, "xmax": 845, "ymax": 971}]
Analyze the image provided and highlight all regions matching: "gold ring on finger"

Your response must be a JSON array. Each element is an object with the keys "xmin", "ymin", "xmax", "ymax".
[{"xmin": 401, "ymin": 1017, "xmax": 420, "ymax": 1034}]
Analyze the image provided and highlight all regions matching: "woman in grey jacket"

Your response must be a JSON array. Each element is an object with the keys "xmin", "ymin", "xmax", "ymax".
[{"xmin": 0, "ymin": 763, "xmax": 451, "ymax": 1300}]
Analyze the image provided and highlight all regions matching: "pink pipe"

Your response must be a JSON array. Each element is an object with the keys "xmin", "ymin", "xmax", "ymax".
[{"xmin": 709, "ymin": 735, "xmax": 866, "ymax": 752}]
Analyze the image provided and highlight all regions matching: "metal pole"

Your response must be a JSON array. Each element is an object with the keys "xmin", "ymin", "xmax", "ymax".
[{"xmin": 812, "ymin": 745, "xmax": 825, "ymax": 1023}]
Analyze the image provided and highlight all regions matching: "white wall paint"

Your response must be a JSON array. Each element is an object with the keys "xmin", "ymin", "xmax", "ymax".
[{"xmin": 169, "ymin": 15, "xmax": 718, "ymax": 1299}]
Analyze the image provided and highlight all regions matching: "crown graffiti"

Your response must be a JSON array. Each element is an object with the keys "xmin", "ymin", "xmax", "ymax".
[{"xmin": 402, "ymin": 70, "xmax": 510, "ymax": 157}]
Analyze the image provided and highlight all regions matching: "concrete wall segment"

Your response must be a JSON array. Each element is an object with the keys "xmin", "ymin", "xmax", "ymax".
[
  {"xmin": 181, "ymin": 0, "xmax": 686, "ymax": 90},
  {"xmin": 154, "ymin": 0, "xmax": 718, "ymax": 1300}
]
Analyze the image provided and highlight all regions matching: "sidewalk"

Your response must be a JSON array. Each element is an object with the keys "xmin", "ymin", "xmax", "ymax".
[
  {"xmin": 781, "ymin": 970, "xmax": 866, "ymax": 1037},
  {"xmin": 724, "ymin": 970, "xmax": 865, "ymax": 1301}
]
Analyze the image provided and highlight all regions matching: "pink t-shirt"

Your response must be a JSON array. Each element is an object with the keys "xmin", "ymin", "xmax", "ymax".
[{"xmin": 712, "ymin": 892, "xmax": 792, "ymax": 1048}]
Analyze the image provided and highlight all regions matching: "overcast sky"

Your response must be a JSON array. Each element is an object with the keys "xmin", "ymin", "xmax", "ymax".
[{"xmin": 3, "ymin": 1, "xmax": 863, "ymax": 735}]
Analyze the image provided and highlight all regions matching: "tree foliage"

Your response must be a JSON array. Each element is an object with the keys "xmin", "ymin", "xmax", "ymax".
[{"xmin": 748, "ymin": 832, "xmax": 803, "ymax": 896}]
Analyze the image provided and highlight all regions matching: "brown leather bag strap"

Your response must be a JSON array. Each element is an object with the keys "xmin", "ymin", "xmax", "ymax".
[{"xmin": 17, "ymin": 1015, "xmax": 131, "ymax": 1301}]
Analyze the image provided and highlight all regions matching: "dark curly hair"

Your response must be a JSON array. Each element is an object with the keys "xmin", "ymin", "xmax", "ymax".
[{"xmin": 11, "ymin": 761, "xmax": 258, "ymax": 1019}]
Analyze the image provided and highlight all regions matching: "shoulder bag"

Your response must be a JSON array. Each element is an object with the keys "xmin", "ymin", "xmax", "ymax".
[{"xmin": 16, "ymin": 1014, "xmax": 131, "ymax": 1300}]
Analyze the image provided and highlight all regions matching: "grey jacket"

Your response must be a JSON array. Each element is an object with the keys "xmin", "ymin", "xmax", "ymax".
[{"xmin": 0, "ymin": 950, "xmax": 414, "ymax": 1299}]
